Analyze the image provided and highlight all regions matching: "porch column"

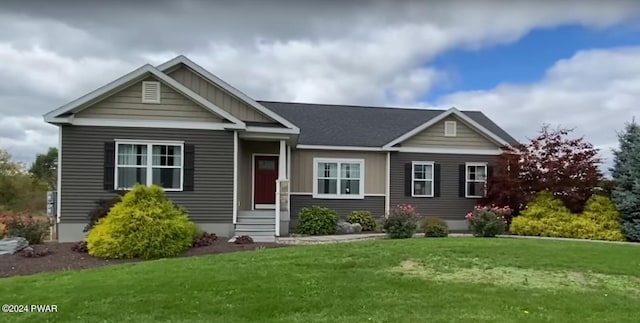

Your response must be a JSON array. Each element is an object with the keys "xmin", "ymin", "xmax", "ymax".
[{"xmin": 278, "ymin": 140, "xmax": 287, "ymax": 180}]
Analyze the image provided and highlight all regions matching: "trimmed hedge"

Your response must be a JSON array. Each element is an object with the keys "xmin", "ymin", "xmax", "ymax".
[
  {"xmin": 510, "ymin": 191, "xmax": 624, "ymax": 241},
  {"xmin": 347, "ymin": 211, "xmax": 377, "ymax": 231},
  {"xmin": 86, "ymin": 184, "xmax": 198, "ymax": 259},
  {"xmin": 422, "ymin": 216, "xmax": 448, "ymax": 237},
  {"xmin": 297, "ymin": 206, "xmax": 338, "ymax": 235}
]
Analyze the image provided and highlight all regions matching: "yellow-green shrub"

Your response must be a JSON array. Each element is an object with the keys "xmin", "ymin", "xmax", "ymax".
[
  {"xmin": 347, "ymin": 210, "xmax": 377, "ymax": 231},
  {"xmin": 510, "ymin": 191, "xmax": 624, "ymax": 241},
  {"xmin": 86, "ymin": 184, "xmax": 196, "ymax": 259}
]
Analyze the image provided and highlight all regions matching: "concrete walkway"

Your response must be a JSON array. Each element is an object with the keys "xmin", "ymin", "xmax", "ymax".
[{"xmin": 276, "ymin": 232, "xmax": 640, "ymax": 246}]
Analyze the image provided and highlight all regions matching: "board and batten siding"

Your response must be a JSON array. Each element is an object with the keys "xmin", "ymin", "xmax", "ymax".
[
  {"xmin": 390, "ymin": 152, "xmax": 497, "ymax": 220},
  {"xmin": 169, "ymin": 65, "xmax": 273, "ymax": 123},
  {"xmin": 77, "ymin": 77, "xmax": 222, "ymax": 122},
  {"xmin": 402, "ymin": 116, "xmax": 497, "ymax": 149},
  {"xmin": 290, "ymin": 149, "xmax": 386, "ymax": 195},
  {"xmin": 60, "ymin": 125, "xmax": 234, "ymax": 223},
  {"xmin": 289, "ymin": 195, "xmax": 385, "ymax": 231}
]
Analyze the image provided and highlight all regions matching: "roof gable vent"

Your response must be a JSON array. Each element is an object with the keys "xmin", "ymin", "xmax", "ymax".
[
  {"xmin": 444, "ymin": 121, "xmax": 457, "ymax": 137},
  {"xmin": 142, "ymin": 81, "xmax": 161, "ymax": 103}
]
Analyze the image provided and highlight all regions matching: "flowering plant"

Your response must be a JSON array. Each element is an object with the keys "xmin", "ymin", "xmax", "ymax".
[
  {"xmin": 0, "ymin": 210, "xmax": 50, "ymax": 244},
  {"xmin": 465, "ymin": 205, "xmax": 511, "ymax": 237},
  {"xmin": 383, "ymin": 204, "xmax": 419, "ymax": 239}
]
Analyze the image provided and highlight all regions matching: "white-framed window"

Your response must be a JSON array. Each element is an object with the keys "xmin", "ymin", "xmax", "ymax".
[
  {"xmin": 444, "ymin": 121, "xmax": 457, "ymax": 137},
  {"xmin": 466, "ymin": 162, "xmax": 487, "ymax": 198},
  {"xmin": 141, "ymin": 81, "xmax": 161, "ymax": 103},
  {"xmin": 115, "ymin": 140, "xmax": 184, "ymax": 191},
  {"xmin": 412, "ymin": 161, "xmax": 434, "ymax": 197},
  {"xmin": 313, "ymin": 158, "xmax": 364, "ymax": 199}
]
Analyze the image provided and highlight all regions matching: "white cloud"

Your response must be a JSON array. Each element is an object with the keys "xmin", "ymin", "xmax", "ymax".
[{"xmin": 439, "ymin": 47, "xmax": 640, "ymax": 172}]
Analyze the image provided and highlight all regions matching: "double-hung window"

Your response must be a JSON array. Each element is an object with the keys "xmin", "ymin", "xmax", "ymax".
[
  {"xmin": 465, "ymin": 162, "xmax": 487, "ymax": 198},
  {"xmin": 412, "ymin": 162, "xmax": 434, "ymax": 197},
  {"xmin": 115, "ymin": 141, "xmax": 184, "ymax": 191},
  {"xmin": 313, "ymin": 158, "xmax": 364, "ymax": 199}
]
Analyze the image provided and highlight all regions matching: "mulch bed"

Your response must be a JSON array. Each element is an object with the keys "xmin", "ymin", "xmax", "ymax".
[{"xmin": 0, "ymin": 240, "xmax": 287, "ymax": 279}]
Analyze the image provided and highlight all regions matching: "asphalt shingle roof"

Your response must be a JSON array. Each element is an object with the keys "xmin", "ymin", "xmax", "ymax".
[{"xmin": 259, "ymin": 101, "xmax": 517, "ymax": 147}]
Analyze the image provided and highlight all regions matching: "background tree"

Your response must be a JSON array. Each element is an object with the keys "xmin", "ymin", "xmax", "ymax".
[
  {"xmin": 29, "ymin": 147, "xmax": 58, "ymax": 189},
  {"xmin": 483, "ymin": 125, "xmax": 602, "ymax": 214},
  {"xmin": 610, "ymin": 119, "xmax": 640, "ymax": 242},
  {"xmin": 0, "ymin": 148, "xmax": 47, "ymax": 212}
]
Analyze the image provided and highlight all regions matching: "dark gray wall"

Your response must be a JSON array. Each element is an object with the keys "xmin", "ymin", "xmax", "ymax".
[
  {"xmin": 289, "ymin": 195, "xmax": 385, "ymax": 231},
  {"xmin": 60, "ymin": 125, "xmax": 234, "ymax": 223},
  {"xmin": 390, "ymin": 152, "xmax": 497, "ymax": 220}
]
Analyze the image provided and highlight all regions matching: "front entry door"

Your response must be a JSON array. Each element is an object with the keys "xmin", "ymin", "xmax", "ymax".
[{"xmin": 254, "ymin": 155, "xmax": 279, "ymax": 209}]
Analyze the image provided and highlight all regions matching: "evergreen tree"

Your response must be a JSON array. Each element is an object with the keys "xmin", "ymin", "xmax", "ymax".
[{"xmin": 610, "ymin": 119, "xmax": 640, "ymax": 241}]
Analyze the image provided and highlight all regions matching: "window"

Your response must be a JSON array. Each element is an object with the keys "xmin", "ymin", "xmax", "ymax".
[
  {"xmin": 313, "ymin": 158, "xmax": 364, "ymax": 199},
  {"xmin": 412, "ymin": 162, "xmax": 434, "ymax": 197},
  {"xmin": 466, "ymin": 162, "xmax": 487, "ymax": 198},
  {"xmin": 141, "ymin": 81, "xmax": 161, "ymax": 103},
  {"xmin": 444, "ymin": 121, "xmax": 457, "ymax": 137},
  {"xmin": 115, "ymin": 141, "xmax": 183, "ymax": 191}
]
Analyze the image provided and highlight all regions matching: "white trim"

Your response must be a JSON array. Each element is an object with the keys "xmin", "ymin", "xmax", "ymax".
[
  {"xmin": 156, "ymin": 55, "xmax": 300, "ymax": 132},
  {"xmin": 246, "ymin": 126, "xmax": 299, "ymax": 135},
  {"xmin": 233, "ymin": 131, "xmax": 238, "ymax": 224},
  {"xmin": 411, "ymin": 161, "xmax": 435, "ymax": 197},
  {"xmin": 251, "ymin": 153, "xmax": 280, "ymax": 210},
  {"xmin": 385, "ymin": 151, "xmax": 390, "ymax": 217},
  {"xmin": 114, "ymin": 141, "xmax": 185, "ymax": 191},
  {"xmin": 278, "ymin": 140, "xmax": 287, "ymax": 180},
  {"xmin": 383, "ymin": 107, "xmax": 509, "ymax": 148},
  {"xmin": 67, "ymin": 118, "xmax": 242, "ymax": 130},
  {"xmin": 290, "ymin": 192, "xmax": 384, "ymax": 197},
  {"xmin": 56, "ymin": 126, "xmax": 62, "ymax": 224},
  {"xmin": 297, "ymin": 144, "xmax": 384, "ymax": 151},
  {"xmin": 255, "ymin": 204, "xmax": 276, "ymax": 209},
  {"xmin": 43, "ymin": 64, "xmax": 246, "ymax": 129},
  {"xmin": 391, "ymin": 147, "xmax": 503, "ymax": 155},
  {"xmin": 141, "ymin": 81, "xmax": 161, "ymax": 103},
  {"xmin": 444, "ymin": 121, "xmax": 457, "ymax": 137},
  {"xmin": 312, "ymin": 157, "xmax": 365, "ymax": 199},
  {"xmin": 465, "ymin": 162, "xmax": 488, "ymax": 198}
]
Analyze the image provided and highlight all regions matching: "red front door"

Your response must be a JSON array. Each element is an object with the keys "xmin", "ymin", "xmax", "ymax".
[{"xmin": 254, "ymin": 155, "xmax": 279, "ymax": 206}]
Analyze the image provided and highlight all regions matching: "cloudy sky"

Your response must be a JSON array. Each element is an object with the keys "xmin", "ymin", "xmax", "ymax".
[{"xmin": 1, "ymin": 0, "xmax": 640, "ymax": 172}]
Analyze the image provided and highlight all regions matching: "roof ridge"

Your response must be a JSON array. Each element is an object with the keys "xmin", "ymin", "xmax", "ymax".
[
  {"xmin": 257, "ymin": 100, "xmax": 456, "ymax": 112},
  {"xmin": 257, "ymin": 100, "xmax": 485, "ymax": 113}
]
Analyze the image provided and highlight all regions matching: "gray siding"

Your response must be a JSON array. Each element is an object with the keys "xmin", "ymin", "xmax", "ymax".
[
  {"xmin": 289, "ymin": 195, "xmax": 385, "ymax": 231},
  {"xmin": 77, "ymin": 76, "xmax": 222, "ymax": 122},
  {"xmin": 169, "ymin": 66, "xmax": 273, "ymax": 123},
  {"xmin": 60, "ymin": 125, "xmax": 233, "ymax": 224},
  {"xmin": 390, "ymin": 152, "xmax": 497, "ymax": 220}
]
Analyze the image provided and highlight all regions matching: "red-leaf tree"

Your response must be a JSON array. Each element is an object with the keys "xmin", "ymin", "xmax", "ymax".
[{"xmin": 482, "ymin": 125, "xmax": 602, "ymax": 214}]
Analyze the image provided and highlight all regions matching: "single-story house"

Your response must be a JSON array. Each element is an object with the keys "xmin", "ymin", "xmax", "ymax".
[{"xmin": 43, "ymin": 55, "xmax": 517, "ymax": 242}]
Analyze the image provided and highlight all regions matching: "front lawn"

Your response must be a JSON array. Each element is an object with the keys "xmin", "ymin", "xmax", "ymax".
[{"xmin": 1, "ymin": 238, "xmax": 639, "ymax": 322}]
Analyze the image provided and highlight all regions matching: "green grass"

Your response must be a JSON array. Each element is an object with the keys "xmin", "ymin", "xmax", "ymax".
[{"xmin": 1, "ymin": 238, "xmax": 639, "ymax": 323}]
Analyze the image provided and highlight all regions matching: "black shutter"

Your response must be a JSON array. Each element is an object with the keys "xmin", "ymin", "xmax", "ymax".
[
  {"xmin": 458, "ymin": 164, "xmax": 466, "ymax": 198},
  {"xmin": 434, "ymin": 164, "xmax": 441, "ymax": 197},
  {"xmin": 404, "ymin": 163, "xmax": 412, "ymax": 197},
  {"xmin": 103, "ymin": 142, "xmax": 115, "ymax": 190},
  {"xmin": 487, "ymin": 166, "xmax": 494, "ymax": 180},
  {"xmin": 183, "ymin": 144, "xmax": 195, "ymax": 191}
]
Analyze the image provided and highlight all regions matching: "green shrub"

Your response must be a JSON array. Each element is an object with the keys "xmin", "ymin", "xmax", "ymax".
[
  {"xmin": 347, "ymin": 211, "xmax": 377, "ymax": 231},
  {"xmin": 384, "ymin": 204, "xmax": 418, "ymax": 239},
  {"xmin": 519, "ymin": 191, "xmax": 572, "ymax": 220},
  {"xmin": 465, "ymin": 205, "xmax": 508, "ymax": 237},
  {"xmin": 510, "ymin": 193, "xmax": 625, "ymax": 241},
  {"xmin": 1, "ymin": 210, "xmax": 50, "ymax": 244},
  {"xmin": 86, "ymin": 184, "xmax": 195, "ymax": 259},
  {"xmin": 84, "ymin": 191, "xmax": 126, "ymax": 232},
  {"xmin": 297, "ymin": 206, "xmax": 338, "ymax": 235},
  {"xmin": 422, "ymin": 216, "xmax": 448, "ymax": 238}
]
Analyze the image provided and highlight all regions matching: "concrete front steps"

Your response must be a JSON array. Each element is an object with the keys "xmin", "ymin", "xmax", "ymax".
[{"xmin": 234, "ymin": 210, "xmax": 277, "ymax": 243}]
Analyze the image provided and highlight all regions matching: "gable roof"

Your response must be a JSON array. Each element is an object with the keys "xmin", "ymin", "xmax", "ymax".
[
  {"xmin": 43, "ymin": 64, "xmax": 246, "ymax": 129},
  {"xmin": 156, "ymin": 55, "xmax": 299, "ymax": 133},
  {"xmin": 259, "ymin": 101, "xmax": 518, "ymax": 147}
]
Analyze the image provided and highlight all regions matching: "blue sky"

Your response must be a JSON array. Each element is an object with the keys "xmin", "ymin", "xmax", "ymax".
[{"xmin": 427, "ymin": 24, "xmax": 640, "ymax": 101}]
